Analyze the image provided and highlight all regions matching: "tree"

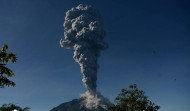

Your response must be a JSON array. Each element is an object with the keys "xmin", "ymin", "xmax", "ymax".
[
  {"xmin": 0, "ymin": 44, "xmax": 30, "ymax": 110},
  {"xmin": 0, "ymin": 44, "xmax": 17, "ymax": 88},
  {"xmin": 0, "ymin": 103, "xmax": 30, "ymax": 111},
  {"xmin": 107, "ymin": 84, "xmax": 160, "ymax": 111}
]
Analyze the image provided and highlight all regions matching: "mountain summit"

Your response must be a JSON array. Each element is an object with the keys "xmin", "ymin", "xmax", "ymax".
[{"xmin": 50, "ymin": 98, "xmax": 109, "ymax": 111}]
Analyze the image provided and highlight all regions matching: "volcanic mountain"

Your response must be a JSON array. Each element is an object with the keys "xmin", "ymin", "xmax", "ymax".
[{"xmin": 50, "ymin": 98, "xmax": 109, "ymax": 111}]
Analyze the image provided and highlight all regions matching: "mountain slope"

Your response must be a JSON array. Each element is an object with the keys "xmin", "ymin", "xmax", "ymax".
[{"xmin": 50, "ymin": 98, "xmax": 108, "ymax": 111}]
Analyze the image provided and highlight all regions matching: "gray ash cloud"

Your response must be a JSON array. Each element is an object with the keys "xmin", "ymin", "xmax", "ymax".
[{"xmin": 60, "ymin": 4, "xmax": 110, "ymax": 109}]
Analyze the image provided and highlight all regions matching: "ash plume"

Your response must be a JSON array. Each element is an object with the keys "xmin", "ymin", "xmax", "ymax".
[{"xmin": 60, "ymin": 4, "xmax": 111, "ymax": 109}]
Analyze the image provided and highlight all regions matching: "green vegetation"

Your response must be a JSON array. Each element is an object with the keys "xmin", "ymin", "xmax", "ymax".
[
  {"xmin": 0, "ymin": 44, "xmax": 17, "ymax": 88},
  {"xmin": 107, "ymin": 84, "xmax": 160, "ymax": 111},
  {"xmin": 0, "ymin": 44, "xmax": 30, "ymax": 111},
  {"xmin": 0, "ymin": 103, "xmax": 30, "ymax": 111}
]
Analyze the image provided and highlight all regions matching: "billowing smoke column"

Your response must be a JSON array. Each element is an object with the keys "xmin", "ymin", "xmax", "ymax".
[{"xmin": 60, "ymin": 4, "xmax": 111, "ymax": 109}]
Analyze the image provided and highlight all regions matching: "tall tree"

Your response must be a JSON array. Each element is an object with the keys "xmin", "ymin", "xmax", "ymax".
[
  {"xmin": 0, "ymin": 44, "xmax": 30, "ymax": 110},
  {"xmin": 0, "ymin": 44, "xmax": 17, "ymax": 88},
  {"xmin": 107, "ymin": 84, "xmax": 160, "ymax": 111}
]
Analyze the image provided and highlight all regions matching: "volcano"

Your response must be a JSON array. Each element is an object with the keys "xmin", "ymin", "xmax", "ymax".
[{"xmin": 50, "ymin": 98, "xmax": 109, "ymax": 111}]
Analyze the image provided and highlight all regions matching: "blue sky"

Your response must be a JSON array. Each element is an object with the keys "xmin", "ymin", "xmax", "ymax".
[{"xmin": 0, "ymin": 0, "xmax": 190, "ymax": 111}]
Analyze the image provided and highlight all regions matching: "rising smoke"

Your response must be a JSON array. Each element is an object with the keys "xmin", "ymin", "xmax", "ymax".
[{"xmin": 60, "ymin": 4, "xmax": 111, "ymax": 109}]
